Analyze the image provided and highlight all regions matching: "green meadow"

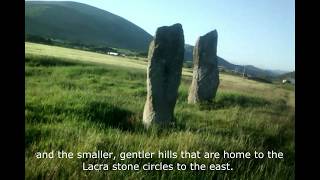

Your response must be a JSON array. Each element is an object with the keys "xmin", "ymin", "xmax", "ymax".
[{"xmin": 25, "ymin": 42, "xmax": 295, "ymax": 179}]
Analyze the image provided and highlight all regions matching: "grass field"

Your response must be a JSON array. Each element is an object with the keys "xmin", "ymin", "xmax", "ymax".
[{"xmin": 25, "ymin": 42, "xmax": 295, "ymax": 179}]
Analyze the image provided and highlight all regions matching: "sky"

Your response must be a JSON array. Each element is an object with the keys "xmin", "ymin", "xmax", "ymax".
[{"xmin": 27, "ymin": 0, "xmax": 295, "ymax": 71}]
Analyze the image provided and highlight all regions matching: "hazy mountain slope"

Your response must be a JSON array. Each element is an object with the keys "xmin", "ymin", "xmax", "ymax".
[
  {"xmin": 278, "ymin": 71, "xmax": 295, "ymax": 79},
  {"xmin": 184, "ymin": 44, "xmax": 285, "ymax": 78}
]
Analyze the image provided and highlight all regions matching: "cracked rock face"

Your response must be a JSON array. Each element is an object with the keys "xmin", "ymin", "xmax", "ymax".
[
  {"xmin": 143, "ymin": 23, "xmax": 185, "ymax": 128},
  {"xmin": 188, "ymin": 30, "xmax": 219, "ymax": 104}
]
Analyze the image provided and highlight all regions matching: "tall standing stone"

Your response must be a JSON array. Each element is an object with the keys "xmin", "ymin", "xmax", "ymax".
[
  {"xmin": 188, "ymin": 30, "xmax": 219, "ymax": 104},
  {"xmin": 143, "ymin": 23, "xmax": 185, "ymax": 128}
]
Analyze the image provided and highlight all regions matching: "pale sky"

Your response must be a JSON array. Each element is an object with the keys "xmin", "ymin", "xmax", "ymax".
[{"xmin": 26, "ymin": 0, "xmax": 295, "ymax": 71}]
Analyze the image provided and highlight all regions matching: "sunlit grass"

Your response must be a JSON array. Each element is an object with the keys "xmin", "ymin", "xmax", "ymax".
[{"xmin": 25, "ymin": 43, "xmax": 294, "ymax": 179}]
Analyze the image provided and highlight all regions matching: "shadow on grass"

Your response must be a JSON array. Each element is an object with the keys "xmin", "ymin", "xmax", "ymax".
[
  {"xmin": 83, "ymin": 101, "xmax": 137, "ymax": 131},
  {"xmin": 25, "ymin": 127, "xmax": 48, "ymax": 148},
  {"xmin": 25, "ymin": 55, "xmax": 87, "ymax": 67},
  {"xmin": 199, "ymin": 93, "xmax": 271, "ymax": 110},
  {"xmin": 26, "ymin": 100, "xmax": 140, "ymax": 131}
]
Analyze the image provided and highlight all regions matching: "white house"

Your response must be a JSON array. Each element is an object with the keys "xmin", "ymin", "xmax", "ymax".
[
  {"xmin": 107, "ymin": 52, "xmax": 119, "ymax": 56},
  {"xmin": 282, "ymin": 78, "xmax": 295, "ymax": 85}
]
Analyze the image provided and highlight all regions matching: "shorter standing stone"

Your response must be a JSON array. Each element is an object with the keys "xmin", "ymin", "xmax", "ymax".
[{"xmin": 188, "ymin": 30, "xmax": 219, "ymax": 104}]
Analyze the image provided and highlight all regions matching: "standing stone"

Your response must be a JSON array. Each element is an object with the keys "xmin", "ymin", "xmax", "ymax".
[
  {"xmin": 143, "ymin": 23, "xmax": 185, "ymax": 128},
  {"xmin": 188, "ymin": 30, "xmax": 219, "ymax": 104}
]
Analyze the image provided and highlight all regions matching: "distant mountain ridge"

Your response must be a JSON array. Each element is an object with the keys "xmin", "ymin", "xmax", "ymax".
[
  {"xmin": 26, "ymin": 1, "xmax": 288, "ymax": 78},
  {"xmin": 184, "ymin": 45, "xmax": 288, "ymax": 78}
]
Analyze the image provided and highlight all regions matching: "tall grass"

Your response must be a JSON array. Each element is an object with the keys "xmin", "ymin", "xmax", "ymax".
[{"xmin": 25, "ymin": 50, "xmax": 294, "ymax": 179}]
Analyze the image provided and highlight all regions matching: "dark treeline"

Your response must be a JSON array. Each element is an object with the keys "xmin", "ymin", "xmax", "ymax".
[{"xmin": 25, "ymin": 34, "xmax": 148, "ymax": 58}]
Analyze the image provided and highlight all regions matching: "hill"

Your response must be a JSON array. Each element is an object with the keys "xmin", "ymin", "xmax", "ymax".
[
  {"xmin": 25, "ymin": 1, "xmax": 153, "ymax": 52},
  {"xmin": 278, "ymin": 71, "xmax": 295, "ymax": 79},
  {"xmin": 26, "ymin": 1, "xmax": 287, "ymax": 79}
]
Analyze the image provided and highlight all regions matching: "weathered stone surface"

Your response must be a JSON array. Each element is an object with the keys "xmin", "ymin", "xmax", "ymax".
[
  {"xmin": 188, "ymin": 30, "xmax": 219, "ymax": 103},
  {"xmin": 143, "ymin": 23, "xmax": 185, "ymax": 128}
]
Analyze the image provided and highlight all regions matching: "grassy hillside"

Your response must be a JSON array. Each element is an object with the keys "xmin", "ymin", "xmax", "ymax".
[
  {"xmin": 25, "ymin": 42, "xmax": 295, "ymax": 179},
  {"xmin": 25, "ymin": 1, "xmax": 153, "ymax": 52}
]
